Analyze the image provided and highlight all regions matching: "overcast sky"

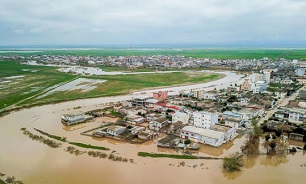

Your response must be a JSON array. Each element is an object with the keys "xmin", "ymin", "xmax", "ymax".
[{"xmin": 1, "ymin": 0, "xmax": 306, "ymax": 47}]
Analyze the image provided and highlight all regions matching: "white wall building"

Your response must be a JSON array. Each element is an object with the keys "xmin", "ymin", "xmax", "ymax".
[
  {"xmin": 181, "ymin": 126, "xmax": 225, "ymax": 147},
  {"xmin": 172, "ymin": 111, "xmax": 190, "ymax": 124},
  {"xmin": 253, "ymin": 81, "xmax": 268, "ymax": 94},
  {"xmin": 193, "ymin": 111, "xmax": 218, "ymax": 129}
]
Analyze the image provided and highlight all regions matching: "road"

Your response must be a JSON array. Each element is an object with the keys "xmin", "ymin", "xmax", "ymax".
[{"xmin": 258, "ymin": 86, "xmax": 305, "ymax": 125}]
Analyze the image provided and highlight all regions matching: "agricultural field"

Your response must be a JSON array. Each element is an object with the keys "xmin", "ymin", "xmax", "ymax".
[
  {"xmin": 0, "ymin": 61, "xmax": 223, "ymax": 114},
  {"xmin": 1, "ymin": 48, "xmax": 306, "ymax": 59}
]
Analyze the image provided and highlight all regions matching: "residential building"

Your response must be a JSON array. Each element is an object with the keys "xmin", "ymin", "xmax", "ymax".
[
  {"xmin": 181, "ymin": 126, "xmax": 225, "ymax": 147},
  {"xmin": 240, "ymin": 79, "xmax": 254, "ymax": 91},
  {"xmin": 222, "ymin": 116, "xmax": 244, "ymax": 129},
  {"xmin": 172, "ymin": 111, "xmax": 190, "ymax": 124},
  {"xmin": 131, "ymin": 97, "xmax": 149, "ymax": 107},
  {"xmin": 153, "ymin": 91, "xmax": 168, "ymax": 101},
  {"xmin": 193, "ymin": 111, "xmax": 218, "ymax": 129},
  {"xmin": 61, "ymin": 112, "xmax": 85, "ymax": 126},
  {"xmin": 149, "ymin": 118, "xmax": 168, "ymax": 131},
  {"xmin": 210, "ymin": 124, "xmax": 237, "ymax": 142},
  {"xmin": 263, "ymin": 69, "xmax": 274, "ymax": 83},
  {"xmin": 107, "ymin": 126, "xmax": 127, "ymax": 136},
  {"xmin": 253, "ymin": 81, "xmax": 268, "ymax": 93}
]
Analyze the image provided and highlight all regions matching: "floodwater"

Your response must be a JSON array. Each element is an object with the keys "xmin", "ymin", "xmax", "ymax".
[{"xmin": 0, "ymin": 72, "xmax": 305, "ymax": 184}]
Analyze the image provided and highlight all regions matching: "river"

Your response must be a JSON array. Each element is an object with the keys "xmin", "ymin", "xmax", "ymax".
[{"xmin": 0, "ymin": 71, "xmax": 305, "ymax": 184}]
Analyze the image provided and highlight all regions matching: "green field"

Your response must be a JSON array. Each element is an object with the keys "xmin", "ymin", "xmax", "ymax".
[
  {"xmin": 1, "ymin": 48, "xmax": 306, "ymax": 59},
  {"xmin": 0, "ymin": 61, "xmax": 223, "ymax": 114},
  {"xmin": 0, "ymin": 61, "xmax": 75, "ymax": 112}
]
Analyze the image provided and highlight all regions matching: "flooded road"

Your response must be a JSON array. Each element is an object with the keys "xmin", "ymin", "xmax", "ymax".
[{"xmin": 0, "ymin": 71, "xmax": 305, "ymax": 184}]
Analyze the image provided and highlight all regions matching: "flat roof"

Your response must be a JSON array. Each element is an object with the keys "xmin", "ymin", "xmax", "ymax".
[
  {"xmin": 145, "ymin": 99, "xmax": 159, "ymax": 104},
  {"xmin": 182, "ymin": 126, "xmax": 225, "ymax": 139}
]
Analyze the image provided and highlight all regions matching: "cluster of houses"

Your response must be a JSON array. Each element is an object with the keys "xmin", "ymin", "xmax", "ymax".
[{"xmin": 2, "ymin": 54, "xmax": 306, "ymax": 73}]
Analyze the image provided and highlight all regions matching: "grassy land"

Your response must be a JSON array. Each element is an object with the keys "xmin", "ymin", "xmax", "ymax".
[
  {"xmin": 0, "ymin": 60, "xmax": 223, "ymax": 114},
  {"xmin": 21, "ymin": 71, "xmax": 223, "ymax": 106},
  {"xmin": 1, "ymin": 48, "xmax": 306, "ymax": 59},
  {"xmin": 0, "ymin": 61, "xmax": 75, "ymax": 111},
  {"xmin": 138, "ymin": 152, "xmax": 199, "ymax": 159}
]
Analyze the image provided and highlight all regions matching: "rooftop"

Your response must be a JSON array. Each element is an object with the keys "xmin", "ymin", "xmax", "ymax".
[{"xmin": 182, "ymin": 126, "xmax": 225, "ymax": 139}]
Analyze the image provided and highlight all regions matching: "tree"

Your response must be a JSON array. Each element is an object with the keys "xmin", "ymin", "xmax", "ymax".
[
  {"xmin": 184, "ymin": 139, "xmax": 191, "ymax": 145},
  {"xmin": 303, "ymin": 143, "xmax": 306, "ymax": 150},
  {"xmin": 223, "ymin": 152, "xmax": 244, "ymax": 172}
]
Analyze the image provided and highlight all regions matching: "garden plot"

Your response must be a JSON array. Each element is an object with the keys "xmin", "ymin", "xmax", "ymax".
[{"xmin": 37, "ymin": 78, "xmax": 107, "ymax": 99}]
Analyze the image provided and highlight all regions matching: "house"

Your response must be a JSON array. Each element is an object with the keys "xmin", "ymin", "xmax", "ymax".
[
  {"xmin": 172, "ymin": 111, "xmax": 189, "ymax": 124},
  {"xmin": 253, "ymin": 81, "xmax": 268, "ymax": 93},
  {"xmin": 138, "ymin": 131, "xmax": 155, "ymax": 140},
  {"xmin": 181, "ymin": 126, "xmax": 226, "ymax": 147},
  {"xmin": 107, "ymin": 126, "xmax": 127, "ymax": 136},
  {"xmin": 131, "ymin": 97, "xmax": 149, "ymax": 107},
  {"xmin": 153, "ymin": 91, "xmax": 168, "ymax": 101},
  {"xmin": 202, "ymin": 92, "xmax": 217, "ymax": 101},
  {"xmin": 239, "ymin": 108, "xmax": 257, "ymax": 120},
  {"xmin": 299, "ymin": 90, "xmax": 306, "ymax": 99},
  {"xmin": 61, "ymin": 112, "xmax": 85, "ymax": 126},
  {"xmin": 246, "ymin": 104, "xmax": 265, "ymax": 117},
  {"xmin": 289, "ymin": 133, "xmax": 304, "ymax": 141},
  {"xmin": 192, "ymin": 89, "xmax": 205, "ymax": 99},
  {"xmin": 157, "ymin": 135, "xmax": 180, "ymax": 148},
  {"xmin": 130, "ymin": 126, "xmax": 146, "ymax": 134},
  {"xmin": 240, "ymin": 79, "xmax": 254, "ymax": 91},
  {"xmin": 169, "ymin": 121, "xmax": 186, "ymax": 137},
  {"xmin": 222, "ymin": 116, "xmax": 244, "ymax": 129},
  {"xmin": 227, "ymin": 86, "xmax": 240, "ymax": 93},
  {"xmin": 240, "ymin": 98, "xmax": 250, "ymax": 106},
  {"xmin": 149, "ymin": 118, "xmax": 168, "ymax": 131},
  {"xmin": 193, "ymin": 111, "xmax": 218, "ymax": 129},
  {"xmin": 144, "ymin": 98, "xmax": 159, "ymax": 108},
  {"xmin": 210, "ymin": 124, "xmax": 237, "ymax": 142}
]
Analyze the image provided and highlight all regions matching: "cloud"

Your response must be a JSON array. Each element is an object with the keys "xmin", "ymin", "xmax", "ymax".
[{"xmin": 0, "ymin": 0, "xmax": 306, "ymax": 46}]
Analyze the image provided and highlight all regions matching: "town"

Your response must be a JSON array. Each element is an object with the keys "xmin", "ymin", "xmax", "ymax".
[
  {"xmin": 60, "ymin": 60, "xmax": 306, "ymax": 151},
  {"xmin": 0, "ymin": 54, "xmax": 302, "ymax": 72}
]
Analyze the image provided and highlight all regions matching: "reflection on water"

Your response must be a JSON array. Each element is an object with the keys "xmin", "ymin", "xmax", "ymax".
[{"xmin": 260, "ymin": 155, "xmax": 288, "ymax": 167}]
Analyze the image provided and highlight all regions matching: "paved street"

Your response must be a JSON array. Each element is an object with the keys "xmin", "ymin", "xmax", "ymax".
[{"xmin": 258, "ymin": 86, "xmax": 305, "ymax": 125}]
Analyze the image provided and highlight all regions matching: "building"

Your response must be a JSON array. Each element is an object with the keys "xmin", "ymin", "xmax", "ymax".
[
  {"xmin": 107, "ymin": 126, "xmax": 127, "ymax": 136},
  {"xmin": 210, "ymin": 124, "xmax": 237, "ymax": 142},
  {"xmin": 172, "ymin": 111, "xmax": 189, "ymax": 124},
  {"xmin": 61, "ymin": 112, "xmax": 85, "ymax": 126},
  {"xmin": 222, "ymin": 116, "xmax": 244, "ymax": 129},
  {"xmin": 192, "ymin": 89, "xmax": 205, "ymax": 99},
  {"xmin": 153, "ymin": 91, "xmax": 168, "ymax": 101},
  {"xmin": 202, "ymin": 92, "xmax": 217, "ymax": 101},
  {"xmin": 253, "ymin": 81, "xmax": 268, "ymax": 93},
  {"xmin": 240, "ymin": 79, "xmax": 254, "ymax": 91},
  {"xmin": 131, "ymin": 97, "xmax": 149, "ymax": 107},
  {"xmin": 296, "ymin": 62, "xmax": 306, "ymax": 76},
  {"xmin": 144, "ymin": 98, "xmax": 159, "ymax": 108},
  {"xmin": 181, "ymin": 126, "xmax": 225, "ymax": 147},
  {"xmin": 193, "ymin": 111, "xmax": 218, "ymax": 129},
  {"xmin": 263, "ymin": 69, "xmax": 274, "ymax": 83},
  {"xmin": 149, "ymin": 118, "xmax": 169, "ymax": 131}
]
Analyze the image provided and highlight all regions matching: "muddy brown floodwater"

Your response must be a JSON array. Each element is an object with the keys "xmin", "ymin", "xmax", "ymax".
[{"xmin": 0, "ymin": 72, "xmax": 306, "ymax": 184}]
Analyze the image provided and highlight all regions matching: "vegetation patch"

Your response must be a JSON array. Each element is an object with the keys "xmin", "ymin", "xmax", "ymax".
[
  {"xmin": 137, "ymin": 152, "xmax": 223, "ymax": 160},
  {"xmin": 34, "ymin": 128, "xmax": 110, "ymax": 151},
  {"xmin": 223, "ymin": 152, "xmax": 244, "ymax": 172},
  {"xmin": 20, "ymin": 128, "xmax": 62, "ymax": 148},
  {"xmin": 69, "ymin": 142, "xmax": 110, "ymax": 151}
]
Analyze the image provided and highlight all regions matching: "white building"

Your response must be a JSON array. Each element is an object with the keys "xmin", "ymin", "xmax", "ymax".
[
  {"xmin": 263, "ymin": 69, "xmax": 273, "ymax": 83},
  {"xmin": 172, "ymin": 111, "xmax": 190, "ymax": 124},
  {"xmin": 253, "ymin": 81, "xmax": 268, "ymax": 94},
  {"xmin": 149, "ymin": 118, "xmax": 168, "ymax": 131},
  {"xmin": 107, "ymin": 126, "xmax": 126, "ymax": 136},
  {"xmin": 193, "ymin": 111, "xmax": 218, "ymax": 129},
  {"xmin": 181, "ymin": 126, "xmax": 225, "ymax": 147},
  {"xmin": 61, "ymin": 112, "xmax": 85, "ymax": 126}
]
